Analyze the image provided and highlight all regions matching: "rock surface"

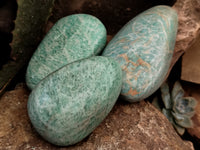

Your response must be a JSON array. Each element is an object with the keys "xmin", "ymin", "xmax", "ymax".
[
  {"xmin": 170, "ymin": 0, "xmax": 200, "ymax": 73},
  {"xmin": 181, "ymin": 35, "xmax": 200, "ymax": 84},
  {"xmin": 0, "ymin": 87, "xmax": 194, "ymax": 150},
  {"xmin": 26, "ymin": 14, "xmax": 107, "ymax": 90},
  {"xmin": 28, "ymin": 56, "xmax": 122, "ymax": 146},
  {"xmin": 102, "ymin": 6, "xmax": 178, "ymax": 102}
]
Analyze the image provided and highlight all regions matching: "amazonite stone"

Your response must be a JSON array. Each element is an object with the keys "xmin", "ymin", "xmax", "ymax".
[
  {"xmin": 102, "ymin": 5, "xmax": 178, "ymax": 102},
  {"xmin": 26, "ymin": 14, "xmax": 107, "ymax": 90},
  {"xmin": 27, "ymin": 56, "xmax": 122, "ymax": 146}
]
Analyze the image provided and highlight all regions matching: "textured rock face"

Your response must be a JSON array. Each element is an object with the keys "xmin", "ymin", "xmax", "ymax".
[
  {"xmin": 102, "ymin": 6, "xmax": 178, "ymax": 102},
  {"xmin": 0, "ymin": 87, "xmax": 194, "ymax": 150},
  {"xmin": 181, "ymin": 35, "xmax": 200, "ymax": 84},
  {"xmin": 170, "ymin": 0, "xmax": 200, "ymax": 73},
  {"xmin": 28, "ymin": 56, "xmax": 122, "ymax": 146},
  {"xmin": 26, "ymin": 14, "xmax": 107, "ymax": 90},
  {"xmin": 69, "ymin": 101, "xmax": 194, "ymax": 150},
  {"xmin": 174, "ymin": 0, "xmax": 200, "ymax": 50}
]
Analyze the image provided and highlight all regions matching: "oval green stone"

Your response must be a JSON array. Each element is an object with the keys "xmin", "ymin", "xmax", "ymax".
[
  {"xmin": 27, "ymin": 56, "xmax": 122, "ymax": 146},
  {"xmin": 102, "ymin": 6, "xmax": 178, "ymax": 102},
  {"xmin": 26, "ymin": 14, "xmax": 107, "ymax": 90}
]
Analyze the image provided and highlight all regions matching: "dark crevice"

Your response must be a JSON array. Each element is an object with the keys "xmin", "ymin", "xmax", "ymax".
[
  {"xmin": 182, "ymin": 131, "xmax": 200, "ymax": 150},
  {"xmin": 50, "ymin": 0, "xmax": 177, "ymax": 35},
  {"xmin": 0, "ymin": 0, "xmax": 17, "ymax": 69}
]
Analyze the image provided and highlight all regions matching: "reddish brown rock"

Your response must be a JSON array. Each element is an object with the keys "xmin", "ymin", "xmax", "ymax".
[
  {"xmin": 70, "ymin": 101, "xmax": 194, "ymax": 150},
  {"xmin": 171, "ymin": 0, "xmax": 200, "ymax": 72},
  {"xmin": 0, "ymin": 87, "xmax": 194, "ymax": 150},
  {"xmin": 181, "ymin": 35, "xmax": 200, "ymax": 84}
]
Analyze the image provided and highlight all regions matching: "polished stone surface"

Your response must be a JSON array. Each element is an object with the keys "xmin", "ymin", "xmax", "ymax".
[
  {"xmin": 102, "ymin": 5, "xmax": 178, "ymax": 102},
  {"xmin": 27, "ymin": 56, "xmax": 122, "ymax": 146},
  {"xmin": 26, "ymin": 14, "xmax": 107, "ymax": 90}
]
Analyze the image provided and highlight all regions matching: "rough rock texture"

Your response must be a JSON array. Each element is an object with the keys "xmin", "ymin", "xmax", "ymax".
[
  {"xmin": 171, "ymin": 0, "xmax": 200, "ymax": 72},
  {"xmin": 26, "ymin": 14, "xmax": 107, "ymax": 90},
  {"xmin": 181, "ymin": 35, "xmax": 200, "ymax": 84},
  {"xmin": 70, "ymin": 100, "xmax": 194, "ymax": 150},
  {"xmin": 0, "ymin": 87, "xmax": 194, "ymax": 150},
  {"xmin": 28, "ymin": 56, "xmax": 122, "ymax": 146},
  {"xmin": 102, "ymin": 6, "xmax": 178, "ymax": 102}
]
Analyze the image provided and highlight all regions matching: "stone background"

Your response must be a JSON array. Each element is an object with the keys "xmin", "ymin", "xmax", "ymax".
[{"xmin": 0, "ymin": 0, "xmax": 200, "ymax": 149}]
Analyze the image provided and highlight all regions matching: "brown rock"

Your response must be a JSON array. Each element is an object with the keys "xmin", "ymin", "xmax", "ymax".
[
  {"xmin": 170, "ymin": 0, "xmax": 200, "ymax": 73},
  {"xmin": 0, "ymin": 87, "xmax": 194, "ymax": 150},
  {"xmin": 70, "ymin": 101, "xmax": 194, "ymax": 150},
  {"xmin": 181, "ymin": 35, "xmax": 200, "ymax": 84}
]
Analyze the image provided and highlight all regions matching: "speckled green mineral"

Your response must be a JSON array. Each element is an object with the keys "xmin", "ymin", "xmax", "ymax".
[
  {"xmin": 102, "ymin": 5, "xmax": 178, "ymax": 102},
  {"xmin": 26, "ymin": 14, "xmax": 107, "ymax": 90},
  {"xmin": 27, "ymin": 56, "xmax": 122, "ymax": 146}
]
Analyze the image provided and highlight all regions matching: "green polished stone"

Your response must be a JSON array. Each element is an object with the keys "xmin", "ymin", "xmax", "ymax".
[
  {"xmin": 26, "ymin": 14, "xmax": 107, "ymax": 90},
  {"xmin": 102, "ymin": 5, "xmax": 178, "ymax": 102},
  {"xmin": 27, "ymin": 56, "xmax": 122, "ymax": 146}
]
